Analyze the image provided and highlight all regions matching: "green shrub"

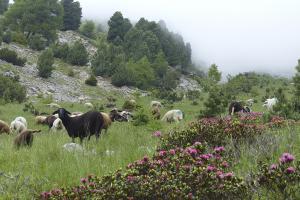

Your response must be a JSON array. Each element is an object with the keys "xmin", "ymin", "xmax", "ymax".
[
  {"xmin": 79, "ymin": 20, "xmax": 96, "ymax": 39},
  {"xmin": 51, "ymin": 43, "xmax": 69, "ymax": 60},
  {"xmin": 132, "ymin": 108, "xmax": 149, "ymax": 126},
  {"xmin": 0, "ymin": 75, "xmax": 26, "ymax": 103},
  {"xmin": 67, "ymin": 41, "xmax": 89, "ymax": 66},
  {"xmin": 85, "ymin": 75, "xmax": 97, "ymax": 86},
  {"xmin": 122, "ymin": 99, "xmax": 136, "ymax": 111},
  {"xmin": 0, "ymin": 48, "xmax": 26, "ymax": 66},
  {"xmin": 37, "ymin": 49, "xmax": 54, "ymax": 78},
  {"xmin": 28, "ymin": 34, "xmax": 46, "ymax": 50},
  {"xmin": 2, "ymin": 31, "xmax": 11, "ymax": 44},
  {"xmin": 67, "ymin": 68, "xmax": 75, "ymax": 77},
  {"xmin": 254, "ymin": 153, "xmax": 300, "ymax": 199},
  {"xmin": 42, "ymin": 143, "xmax": 250, "ymax": 199},
  {"xmin": 11, "ymin": 32, "xmax": 27, "ymax": 45}
]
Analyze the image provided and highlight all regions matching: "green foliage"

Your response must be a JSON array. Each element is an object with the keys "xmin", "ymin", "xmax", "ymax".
[
  {"xmin": 292, "ymin": 60, "xmax": 300, "ymax": 112},
  {"xmin": 111, "ymin": 57, "xmax": 155, "ymax": 89},
  {"xmin": 4, "ymin": 0, "xmax": 63, "ymax": 43},
  {"xmin": 11, "ymin": 32, "xmax": 27, "ymax": 45},
  {"xmin": 51, "ymin": 43, "xmax": 69, "ymax": 59},
  {"xmin": 0, "ymin": 0, "xmax": 9, "ymax": 15},
  {"xmin": 0, "ymin": 74, "xmax": 26, "ymax": 103},
  {"xmin": 107, "ymin": 11, "xmax": 132, "ymax": 44},
  {"xmin": 161, "ymin": 70, "xmax": 180, "ymax": 90},
  {"xmin": 28, "ymin": 34, "xmax": 47, "ymax": 50},
  {"xmin": 67, "ymin": 68, "xmax": 75, "ymax": 77},
  {"xmin": 132, "ymin": 108, "xmax": 149, "ymax": 126},
  {"xmin": 37, "ymin": 49, "xmax": 54, "ymax": 78},
  {"xmin": 151, "ymin": 51, "xmax": 168, "ymax": 78},
  {"xmin": 208, "ymin": 64, "xmax": 221, "ymax": 83},
  {"xmin": 0, "ymin": 48, "xmax": 26, "ymax": 66},
  {"xmin": 61, "ymin": 0, "xmax": 82, "ymax": 31},
  {"xmin": 84, "ymin": 74, "xmax": 97, "ymax": 86},
  {"xmin": 2, "ymin": 30, "xmax": 11, "ymax": 43},
  {"xmin": 122, "ymin": 100, "xmax": 136, "ymax": 111},
  {"xmin": 79, "ymin": 20, "xmax": 96, "ymax": 39},
  {"xmin": 67, "ymin": 41, "xmax": 88, "ymax": 66},
  {"xmin": 91, "ymin": 38, "xmax": 125, "ymax": 77},
  {"xmin": 187, "ymin": 90, "xmax": 201, "ymax": 101},
  {"xmin": 200, "ymin": 86, "xmax": 228, "ymax": 118}
]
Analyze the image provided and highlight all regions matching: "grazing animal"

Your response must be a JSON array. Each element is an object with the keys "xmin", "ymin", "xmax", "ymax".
[
  {"xmin": 151, "ymin": 107, "xmax": 161, "ymax": 120},
  {"xmin": 46, "ymin": 103, "xmax": 61, "ymax": 109},
  {"xmin": 109, "ymin": 109, "xmax": 131, "ymax": 122},
  {"xmin": 161, "ymin": 110, "xmax": 184, "ymax": 123},
  {"xmin": 10, "ymin": 120, "xmax": 27, "ymax": 134},
  {"xmin": 14, "ymin": 117, "xmax": 27, "ymax": 128},
  {"xmin": 14, "ymin": 129, "xmax": 41, "ymax": 148},
  {"xmin": 151, "ymin": 101, "xmax": 162, "ymax": 108},
  {"xmin": 53, "ymin": 108, "xmax": 104, "ymax": 143},
  {"xmin": 84, "ymin": 102, "xmax": 94, "ymax": 109},
  {"xmin": 45, "ymin": 115, "xmax": 58, "ymax": 129},
  {"xmin": 228, "ymin": 101, "xmax": 250, "ymax": 115},
  {"xmin": 35, "ymin": 116, "xmax": 47, "ymax": 125},
  {"xmin": 263, "ymin": 98, "xmax": 278, "ymax": 111},
  {"xmin": 100, "ymin": 112, "xmax": 112, "ymax": 133},
  {"xmin": 0, "ymin": 120, "xmax": 10, "ymax": 134},
  {"xmin": 51, "ymin": 118, "xmax": 64, "ymax": 132}
]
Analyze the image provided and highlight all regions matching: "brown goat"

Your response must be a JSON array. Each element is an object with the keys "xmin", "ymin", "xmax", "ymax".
[
  {"xmin": 151, "ymin": 107, "xmax": 161, "ymax": 120},
  {"xmin": 100, "ymin": 112, "xmax": 112, "ymax": 133},
  {"xmin": 14, "ymin": 129, "xmax": 41, "ymax": 148},
  {"xmin": 0, "ymin": 120, "xmax": 11, "ymax": 134}
]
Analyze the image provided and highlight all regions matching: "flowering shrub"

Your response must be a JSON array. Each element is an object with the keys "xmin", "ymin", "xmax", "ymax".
[
  {"xmin": 41, "ymin": 143, "xmax": 250, "ymax": 199},
  {"xmin": 255, "ymin": 153, "xmax": 300, "ymax": 199},
  {"xmin": 160, "ymin": 115, "xmax": 266, "ymax": 150}
]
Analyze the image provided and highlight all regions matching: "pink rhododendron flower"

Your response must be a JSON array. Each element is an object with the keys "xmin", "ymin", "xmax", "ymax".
[
  {"xmin": 152, "ymin": 131, "xmax": 162, "ymax": 137},
  {"xmin": 159, "ymin": 150, "xmax": 167, "ymax": 157},
  {"xmin": 169, "ymin": 149, "xmax": 176, "ymax": 155},
  {"xmin": 270, "ymin": 164, "xmax": 278, "ymax": 170},
  {"xmin": 280, "ymin": 153, "xmax": 295, "ymax": 164},
  {"xmin": 286, "ymin": 167, "xmax": 296, "ymax": 174},
  {"xmin": 206, "ymin": 165, "xmax": 215, "ymax": 172}
]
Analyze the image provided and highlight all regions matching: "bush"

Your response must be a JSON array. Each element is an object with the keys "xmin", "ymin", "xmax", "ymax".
[
  {"xmin": 41, "ymin": 143, "xmax": 250, "ymax": 199},
  {"xmin": 11, "ymin": 32, "xmax": 27, "ymax": 45},
  {"xmin": 2, "ymin": 31, "xmax": 12, "ymax": 44},
  {"xmin": 67, "ymin": 68, "xmax": 75, "ymax": 77},
  {"xmin": 67, "ymin": 41, "xmax": 89, "ymax": 66},
  {"xmin": 122, "ymin": 100, "xmax": 136, "ymax": 111},
  {"xmin": 79, "ymin": 20, "xmax": 96, "ymax": 39},
  {"xmin": 0, "ymin": 75, "xmax": 26, "ymax": 103},
  {"xmin": 37, "ymin": 49, "xmax": 54, "ymax": 78},
  {"xmin": 28, "ymin": 34, "xmax": 46, "ymax": 50},
  {"xmin": 85, "ymin": 75, "xmax": 97, "ymax": 86},
  {"xmin": 132, "ymin": 108, "xmax": 149, "ymax": 126},
  {"xmin": 254, "ymin": 153, "xmax": 300, "ymax": 199},
  {"xmin": 160, "ymin": 113, "xmax": 266, "ymax": 150},
  {"xmin": 51, "ymin": 43, "xmax": 69, "ymax": 60},
  {"xmin": 0, "ymin": 48, "xmax": 26, "ymax": 66}
]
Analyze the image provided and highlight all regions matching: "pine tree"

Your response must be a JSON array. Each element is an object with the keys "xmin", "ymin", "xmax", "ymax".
[{"xmin": 38, "ymin": 49, "xmax": 54, "ymax": 78}]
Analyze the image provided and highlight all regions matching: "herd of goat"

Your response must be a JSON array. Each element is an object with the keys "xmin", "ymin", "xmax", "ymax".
[{"xmin": 0, "ymin": 97, "xmax": 278, "ymax": 148}]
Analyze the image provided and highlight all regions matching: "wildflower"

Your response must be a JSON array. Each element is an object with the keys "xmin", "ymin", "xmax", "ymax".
[
  {"xmin": 152, "ymin": 131, "xmax": 162, "ymax": 137},
  {"xmin": 186, "ymin": 147, "xmax": 197, "ymax": 155},
  {"xmin": 224, "ymin": 172, "xmax": 234, "ymax": 178},
  {"xmin": 269, "ymin": 164, "xmax": 278, "ymax": 170},
  {"xmin": 206, "ymin": 165, "xmax": 215, "ymax": 172},
  {"xmin": 214, "ymin": 146, "xmax": 225, "ymax": 153},
  {"xmin": 159, "ymin": 150, "xmax": 167, "ymax": 157},
  {"xmin": 80, "ymin": 178, "xmax": 88, "ymax": 184},
  {"xmin": 193, "ymin": 141, "xmax": 201, "ymax": 146},
  {"xmin": 280, "ymin": 153, "xmax": 295, "ymax": 164},
  {"xmin": 143, "ymin": 156, "xmax": 149, "ymax": 162},
  {"xmin": 221, "ymin": 161, "xmax": 229, "ymax": 168},
  {"xmin": 169, "ymin": 149, "xmax": 176, "ymax": 155},
  {"xmin": 286, "ymin": 167, "xmax": 296, "ymax": 174},
  {"xmin": 127, "ymin": 175, "xmax": 136, "ymax": 183}
]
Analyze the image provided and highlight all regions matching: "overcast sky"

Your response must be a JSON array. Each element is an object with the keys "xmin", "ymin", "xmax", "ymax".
[{"xmin": 77, "ymin": 0, "xmax": 300, "ymax": 77}]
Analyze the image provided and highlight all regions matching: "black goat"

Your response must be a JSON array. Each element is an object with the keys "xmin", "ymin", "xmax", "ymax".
[
  {"xmin": 53, "ymin": 108, "xmax": 103, "ymax": 143},
  {"xmin": 228, "ymin": 101, "xmax": 250, "ymax": 115}
]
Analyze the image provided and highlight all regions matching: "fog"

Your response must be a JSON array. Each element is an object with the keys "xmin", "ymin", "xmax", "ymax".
[{"xmin": 78, "ymin": 0, "xmax": 300, "ymax": 77}]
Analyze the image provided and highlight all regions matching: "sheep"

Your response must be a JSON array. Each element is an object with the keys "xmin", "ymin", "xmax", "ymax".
[
  {"xmin": 151, "ymin": 101, "xmax": 162, "ymax": 108},
  {"xmin": 53, "ymin": 108, "xmax": 104, "ymax": 143},
  {"xmin": 14, "ymin": 129, "xmax": 41, "ymax": 148},
  {"xmin": 0, "ymin": 120, "xmax": 10, "ymax": 134},
  {"xmin": 151, "ymin": 107, "xmax": 161, "ymax": 120},
  {"xmin": 14, "ymin": 117, "xmax": 27, "ymax": 128},
  {"xmin": 228, "ymin": 101, "xmax": 250, "ymax": 115},
  {"xmin": 35, "ymin": 116, "xmax": 47, "ymax": 125},
  {"xmin": 46, "ymin": 103, "xmax": 61, "ymax": 109},
  {"xmin": 246, "ymin": 98, "xmax": 254, "ymax": 107},
  {"xmin": 51, "ymin": 118, "xmax": 64, "ymax": 132},
  {"xmin": 109, "ymin": 109, "xmax": 130, "ymax": 122},
  {"xmin": 10, "ymin": 120, "xmax": 27, "ymax": 134},
  {"xmin": 100, "ymin": 112, "xmax": 112, "ymax": 133},
  {"xmin": 161, "ymin": 110, "xmax": 184, "ymax": 123},
  {"xmin": 84, "ymin": 102, "xmax": 94, "ymax": 109},
  {"xmin": 263, "ymin": 98, "xmax": 278, "ymax": 111}
]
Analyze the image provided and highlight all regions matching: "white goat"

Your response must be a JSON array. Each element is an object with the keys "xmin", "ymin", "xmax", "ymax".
[
  {"xmin": 263, "ymin": 98, "xmax": 278, "ymax": 111},
  {"xmin": 161, "ymin": 110, "xmax": 184, "ymax": 123}
]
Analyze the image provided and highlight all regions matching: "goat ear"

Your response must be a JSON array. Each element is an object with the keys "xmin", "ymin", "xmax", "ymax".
[
  {"xmin": 52, "ymin": 110, "xmax": 59, "ymax": 115},
  {"xmin": 66, "ymin": 110, "xmax": 71, "ymax": 115}
]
